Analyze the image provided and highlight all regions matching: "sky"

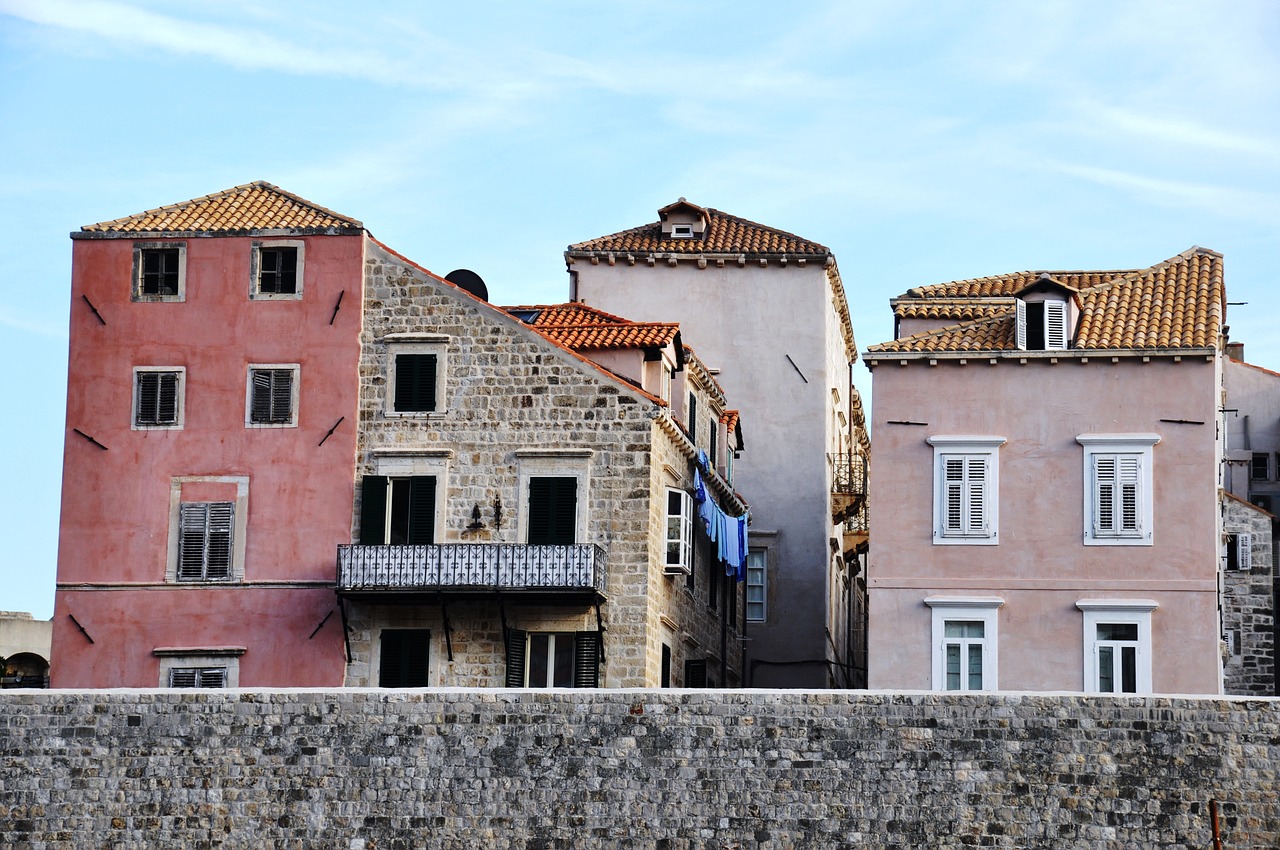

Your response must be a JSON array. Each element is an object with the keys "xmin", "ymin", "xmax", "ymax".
[{"xmin": 1, "ymin": 0, "xmax": 1278, "ymax": 620}]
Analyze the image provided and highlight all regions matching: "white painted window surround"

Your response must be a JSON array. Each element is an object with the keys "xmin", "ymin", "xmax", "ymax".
[
  {"xmin": 1077, "ymin": 599, "xmax": 1156, "ymax": 694},
  {"xmin": 1077, "ymin": 434, "xmax": 1159, "ymax": 546},
  {"xmin": 927, "ymin": 436, "xmax": 1005, "ymax": 545},
  {"xmin": 925, "ymin": 596, "xmax": 1003, "ymax": 691}
]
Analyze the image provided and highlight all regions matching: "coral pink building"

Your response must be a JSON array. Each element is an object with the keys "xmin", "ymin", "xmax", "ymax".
[
  {"xmin": 54, "ymin": 184, "xmax": 362, "ymax": 686},
  {"xmin": 864, "ymin": 248, "xmax": 1226, "ymax": 694}
]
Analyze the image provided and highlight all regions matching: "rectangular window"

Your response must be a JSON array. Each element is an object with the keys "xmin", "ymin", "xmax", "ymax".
[
  {"xmin": 527, "ymin": 477, "xmax": 577, "ymax": 545},
  {"xmin": 1016, "ymin": 298, "xmax": 1068, "ymax": 351},
  {"xmin": 379, "ymin": 629, "xmax": 430, "ymax": 687},
  {"xmin": 929, "ymin": 436, "xmax": 1004, "ymax": 544},
  {"xmin": 1078, "ymin": 600, "xmax": 1155, "ymax": 693},
  {"xmin": 661, "ymin": 644, "xmax": 671, "ymax": 687},
  {"xmin": 247, "ymin": 366, "xmax": 298, "ymax": 426},
  {"xmin": 168, "ymin": 667, "xmax": 227, "ymax": 688},
  {"xmin": 255, "ymin": 245, "xmax": 300, "ymax": 296},
  {"xmin": 926, "ymin": 597, "xmax": 1001, "ymax": 691},
  {"xmin": 1079, "ymin": 435, "xmax": 1158, "ymax": 545},
  {"xmin": 360, "ymin": 475, "xmax": 437, "ymax": 545},
  {"xmin": 684, "ymin": 658, "xmax": 708, "ymax": 687},
  {"xmin": 1251, "ymin": 452, "xmax": 1271, "ymax": 481},
  {"xmin": 177, "ymin": 502, "xmax": 234, "ymax": 581},
  {"xmin": 942, "ymin": 621, "xmax": 986, "ymax": 691},
  {"xmin": 394, "ymin": 354, "xmax": 438, "ymax": 412},
  {"xmin": 133, "ymin": 368, "xmax": 184, "ymax": 428},
  {"xmin": 1228, "ymin": 532, "xmax": 1253, "ymax": 571},
  {"xmin": 507, "ymin": 631, "xmax": 599, "ymax": 687},
  {"xmin": 664, "ymin": 488, "xmax": 694, "ymax": 575},
  {"xmin": 132, "ymin": 242, "xmax": 186, "ymax": 301},
  {"xmin": 687, "ymin": 392, "xmax": 698, "ymax": 446},
  {"xmin": 746, "ymin": 549, "xmax": 766, "ymax": 622}
]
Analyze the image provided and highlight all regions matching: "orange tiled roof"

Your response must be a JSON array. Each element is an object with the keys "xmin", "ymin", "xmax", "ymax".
[
  {"xmin": 503, "ymin": 303, "xmax": 680, "ymax": 351},
  {"xmin": 81, "ymin": 181, "xmax": 363, "ymax": 235},
  {"xmin": 567, "ymin": 204, "xmax": 829, "ymax": 257},
  {"xmin": 892, "ymin": 300, "xmax": 1013, "ymax": 322},
  {"xmin": 870, "ymin": 248, "xmax": 1224, "ymax": 354}
]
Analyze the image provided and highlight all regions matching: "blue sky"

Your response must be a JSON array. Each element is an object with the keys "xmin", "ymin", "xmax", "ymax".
[{"xmin": 2, "ymin": 0, "xmax": 1278, "ymax": 620}]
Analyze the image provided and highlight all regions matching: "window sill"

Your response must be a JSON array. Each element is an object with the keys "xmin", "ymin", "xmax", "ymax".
[
  {"xmin": 245, "ymin": 422, "xmax": 299, "ymax": 429},
  {"xmin": 384, "ymin": 411, "xmax": 447, "ymax": 420},
  {"xmin": 132, "ymin": 423, "xmax": 183, "ymax": 431}
]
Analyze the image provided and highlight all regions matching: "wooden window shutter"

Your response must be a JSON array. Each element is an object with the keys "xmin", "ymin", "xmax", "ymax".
[
  {"xmin": 251, "ymin": 369, "xmax": 293, "ymax": 424},
  {"xmin": 1117, "ymin": 455, "xmax": 1141, "ymax": 533},
  {"xmin": 359, "ymin": 476, "xmax": 389, "ymax": 545},
  {"xmin": 504, "ymin": 629, "xmax": 528, "ymax": 687},
  {"xmin": 197, "ymin": 668, "xmax": 227, "ymax": 688},
  {"xmin": 943, "ymin": 457, "xmax": 965, "ymax": 533},
  {"xmin": 204, "ymin": 502, "xmax": 234, "ymax": 579},
  {"xmin": 1238, "ymin": 533, "xmax": 1253, "ymax": 571},
  {"xmin": 573, "ymin": 632, "xmax": 600, "ymax": 688},
  {"xmin": 1094, "ymin": 455, "xmax": 1116, "ymax": 533},
  {"xmin": 684, "ymin": 659, "xmax": 708, "ymax": 688},
  {"xmin": 178, "ymin": 502, "xmax": 233, "ymax": 581},
  {"xmin": 1014, "ymin": 299, "xmax": 1027, "ymax": 350},
  {"xmin": 964, "ymin": 457, "xmax": 987, "ymax": 534},
  {"xmin": 394, "ymin": 354, "xmax": 437, "ymax": 412},
  {"xmin": 528, "ymin": 477, "xmax": 576, "ymax": 545},
  {"xmin": 688, "ymin": 392, "xmax": 698, "ymax": 444},
  {"xmin": 136, "ymin": 371, "xmax": 179, "ymax": 425},
  {"xmin": 1045, "ymin": 301, "xmax": 1068, "ymax": 349},
  {"xmin": 407, "ymin": 476, "xmax": 436, "ymax": 545},
  {"xmin": 169, "ymin": 668, "xmax": 197, "ymax": 688}
]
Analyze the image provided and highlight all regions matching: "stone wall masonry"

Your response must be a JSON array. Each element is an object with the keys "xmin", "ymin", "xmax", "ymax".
[
  {"xmin": 3, "ymin": 689, "xmax": 1279, "ymax": 849},
  {"xmin": 1223, "ymin": 497, "xmax": 1276, "ymax": 695}
]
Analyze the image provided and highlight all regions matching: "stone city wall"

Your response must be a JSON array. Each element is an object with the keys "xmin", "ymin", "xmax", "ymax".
[{"xmin": 3, "ymin": 689, "xmax": 1279, "ymax": 849}]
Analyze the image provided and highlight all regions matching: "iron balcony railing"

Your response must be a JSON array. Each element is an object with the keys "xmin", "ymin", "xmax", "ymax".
[
  {"xmin": 336, "ymin": 543, "xmax": 607, "ymax": 594},
  {"xmin": 831, "ymin": 452, "xmax": 867, "ymax": 497}
]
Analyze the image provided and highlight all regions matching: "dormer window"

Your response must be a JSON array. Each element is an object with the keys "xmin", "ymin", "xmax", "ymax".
[
  {"xmin": 671, "ymin": 224, "xmax": 694, "ymax": 239},
  {"xmin": 1015, "ymin": 298, "xmax": 1068, "ymax": 351}
]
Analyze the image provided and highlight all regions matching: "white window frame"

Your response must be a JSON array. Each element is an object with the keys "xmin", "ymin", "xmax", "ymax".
[
  {"xmin": 927, "ymin": 436, "xmax": 1005, "ymax": 545},
  {"xmin": 670, "ymin": 223, "xmax": 694, "ymax": 238},
  {"xmin": 132, "ymin": 241, "xmax": 187, "ymax": 302},
  {"xmin": 925, "ymin": 596, "xmax": 1002, "ymax": 692},
  {"xmin": 1228, "ymin": 532, "xmax": 1253, "ymax": 571},
  {"xmin": 664, "ymin": 488, "xmax": 694, "ymax": 575},
  {"xmin": 745, "ymin": 547, "xmax": 767, "ymax": 622},
  {"xmin": 384, "ymin": 334, "xmax": 448, "ymax": 417},
  {"xmin": 1077, "ymin": 434, "xmax": 1159, "ymax": 546},
  {"xmin": 166, "ymin": 476, "xmax": 249, "ymax": 583},
  {"xmin": 1077, "ymin": 599, "xmax": 1156, "ymax": 694},
  {"xmin": 155, "ymin": 648, "xmax": 243, "ymax": 688},
  {"xmin": 245, "ymin": 363, "xmax": 299, "ymax": 428},
  {"xmin": 250, "ymin": 239, "xmax": 305, "ymax": 300},
  {"xmin": 131, "ymin": 366, "xmax": 185, "ymax": 430}
]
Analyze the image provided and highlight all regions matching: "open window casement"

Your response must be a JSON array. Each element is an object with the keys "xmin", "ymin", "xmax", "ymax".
[{"xmin": 1015, "ymin": 298, "xmax": 1068, "ymax": 351}]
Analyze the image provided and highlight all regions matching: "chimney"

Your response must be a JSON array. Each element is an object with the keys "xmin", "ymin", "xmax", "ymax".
[{"xmin": 1226, "ymin": 341, "xmax": 1244, "ymax": 361}]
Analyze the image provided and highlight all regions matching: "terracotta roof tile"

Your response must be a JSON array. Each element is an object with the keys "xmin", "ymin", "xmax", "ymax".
[
  {"xmin": 870, "ymin": 248, "xmax": 1224, "ymax": 354},
  {"xmin": 567, "ymin": 203, "xmax": 829, "ymax": 257},
  {"xmin": 502, "ymin": 303, "xmax": 680, "ymax": 351},
  {"xmin": 504, "ymin": 303, "xmax": 634, "ymax": 328},
  {"xmin": 81, "ymin": 181, "xmax": 362, "ymax": 235}
]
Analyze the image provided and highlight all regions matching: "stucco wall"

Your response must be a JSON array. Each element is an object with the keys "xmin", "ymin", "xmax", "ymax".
[
  {"xmin": 3, "ymin": 689, "xmax": 1278, "ymax": 849},
  {"xmin": 54, "ymin": 233, "xmax": 364, "ymax": 687},
  {"xmin": 575, "ymin": 261, "xmax": 851, "ymax": 687},
  {"xmin": 868, "ymin": 356, "xmax": 1221, "ymax": 693}
]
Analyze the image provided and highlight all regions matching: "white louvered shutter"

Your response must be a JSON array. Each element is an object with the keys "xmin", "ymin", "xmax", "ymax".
[
  {"xmin": 1015, "ymin": 300, "xmax": 1027, "ymax": 351},
  {"xmin": 1238, "ymin": 533, "xmax": 1253, "ymax": 571},
  {"xmin": 944, "ymin": 457, "xmax": 965, "ymax": 533},
  {"xmin": 943, "ymin": 455, "xmax": 987, "ymax": 536},
  {"xmin": 964, "ymin": 457, "xmax": 987, "ymax": 534},
  {"xmin": 1045, "ymin": 301, "xmax": 1068, "ymax": 349},
  {"xmin": 1117, "ymin": 455, "xmax": 1141, "ymax": 533}
]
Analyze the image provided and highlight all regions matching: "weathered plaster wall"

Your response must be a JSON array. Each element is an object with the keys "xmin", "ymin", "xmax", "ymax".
[
  {"xmin": 54, "ymin": 234, "xmax": 364, "ymax": 687},
  {"xmin": 3, "ymin": 689, "xmax": 1278, "ymax": 849}
]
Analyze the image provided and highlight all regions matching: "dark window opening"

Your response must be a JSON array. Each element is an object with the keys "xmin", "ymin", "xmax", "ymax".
[
  {"xmin": 684, "ymin": 658, "xmax": 707, "ymax": 688},
  {"xmin": 379, "ymin": 629, "xmax": 430, "ymax": 687},
  {"xmin": 258, "ymin": 247, "xmax": 298, "ymax": 294},
  {"xmin": 1024, "ymin": 302, "xmax": 1045, "ymax": 350},
  {"xmin": 140, "ymin": 248, "xmax": 180, "ymax": 296},
  {"xmin": 360, "ymin": 475, "xmax": 436, "ymax": 545},
  {"xmin": 661, "ymin": 644, "xmax": 671, "ymax": 687}
]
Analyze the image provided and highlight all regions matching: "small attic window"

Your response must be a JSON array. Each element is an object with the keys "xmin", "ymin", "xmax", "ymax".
[
  {"xmin": 671, "ymin": 224, "xmax": 694, "ymax": 239},
  {"xmin": 1015, "ymin": 299, "xmax": 1068, "ymax": 351}
]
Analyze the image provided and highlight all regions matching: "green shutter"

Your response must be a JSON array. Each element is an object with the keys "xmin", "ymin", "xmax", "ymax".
[
  {"xmin": 394, "ymin": 354, "xmax": 437, "ymax": 412},
  {"xmin": 504, "ymin": 629, "xmax": 528, "ymax": 687},
  {"xmin": 380, "ymin": 629, "xmax": 429, "ymax": 687},
  {"xmin": 360, "ymin": 476, "xmax": 388, "ymax": 544},
  {"xmin": 407, "ymin": 476, "xmax": 436, "ymax": 545},
  {"xmin": 573, "ymin": 632, "xmax": 600, "ymax": 688},
  {"xmin": 528, "ymin": 477, "xmax": 576, "ymax": 545},
  {"xmin": 684, "ymin": 659, "xmax": 708, "ymax": 688}
]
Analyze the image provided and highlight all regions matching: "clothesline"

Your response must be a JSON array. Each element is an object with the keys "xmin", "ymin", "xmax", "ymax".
[{"xmin": 693, "ymin": 465, "xmax": 748, "ymax": 581}]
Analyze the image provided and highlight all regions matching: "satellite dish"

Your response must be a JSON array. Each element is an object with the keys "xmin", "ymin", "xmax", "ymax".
[{"xmin": 446, "ymin": 269, "xmax": 488, "ymax": 302}]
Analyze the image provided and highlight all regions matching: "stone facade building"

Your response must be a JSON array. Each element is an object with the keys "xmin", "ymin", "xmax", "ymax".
[
  {"xmin": 53, "ymin": 183, "xmax": 747, "ymax": 689},
  {"xmin": 567, "ymin": 199, "xmax": 869, "ymax": 688}
]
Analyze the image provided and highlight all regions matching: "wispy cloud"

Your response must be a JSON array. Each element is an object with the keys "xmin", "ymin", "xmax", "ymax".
[
  {"xmin": 0, "ymin": 305, "xmax": 68, "ymax": 339},
  {"xmin": 1081, "ymin": 103, "xmax": 1280, "ymax": 160},
  {"xmin": 1053, "ymin": 162, "xmax": 1280, "ymax": 221}
]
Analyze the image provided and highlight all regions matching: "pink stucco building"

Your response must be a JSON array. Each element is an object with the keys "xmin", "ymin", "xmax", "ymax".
[{"xmin": 864, "ymin": 248, "xmax": 1226, "ymax": 695}]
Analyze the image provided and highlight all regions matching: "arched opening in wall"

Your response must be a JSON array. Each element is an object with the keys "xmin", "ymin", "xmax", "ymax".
[{"xmin": 2, "ymin": 652, "xmax": 50, "ymax": 688}]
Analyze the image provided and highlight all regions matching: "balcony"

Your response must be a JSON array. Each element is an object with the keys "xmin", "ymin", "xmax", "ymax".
[
  {"xmin": 336, "ymin": 543, "xmax": 607, "ymax": 599},
  {"xmin": 831, "ymin": 452, "xmax": 867, "ymax": 522}
]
